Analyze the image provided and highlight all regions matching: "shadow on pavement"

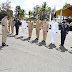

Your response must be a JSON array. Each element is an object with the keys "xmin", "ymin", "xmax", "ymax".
[
  {"xmin": 15, "ymin": 36, "xmax": 23, "ymax": 39},
  {"xmin": 31, "ymin": 39, "xmax": 38, "ymax": 43},
  {"xmin": 8, "ymin": 34, "xmax": 17, "ymax": 37},
  {"xmin": 23, "ymin": 37, "xmax": 30, "ymax": 41},
  {"xmin": 20, "ymin": 37, "xmax": 30, "ymax": 41},
  {"xmin": 0, "ymin": 46, "xmax": 3, "ymax": 50},
  {"xmin": 38, "ymin": 41, "xmax": 46, "ymax": 46},
  {"xmin": 68, "ymin": 50, "xmax": 72, "ymax": 54},
  {"xmin": 47, "ymin": 43, "xmax": 56, "ymax": 49},
  {"xmin": 56, "ymin": 46, "xmax": 68, "ymax": 52}
]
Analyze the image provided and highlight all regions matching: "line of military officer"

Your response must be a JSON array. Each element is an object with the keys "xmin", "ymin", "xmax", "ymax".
[
  {"xmin": 1, "ymin": 14, "xmax": 71, "ymax": 47},
  {"xmin": 27, "ymin": 18, "xmax": 50, "ymax": 43},
  {"xmin": 25, "ymin": 18, "xmax": 70, "ymax": 47}
]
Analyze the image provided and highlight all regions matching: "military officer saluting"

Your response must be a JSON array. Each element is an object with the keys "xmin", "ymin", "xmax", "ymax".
[
  {"xmin": 42, "ymin": 18, "xmax": 49, "ymax": 43},
  {"xmin": 27, "ymin": 19, "xmax": 34, "ymax": 40},
  {"xmin": 35, "ymin": 18, "xmax": 42, "ymax": 40},
  {"xmin": 10, "ymin": 17, "xmax": 15, "ymax": 34},
  {"xmin": 60, "ymin": 19, "xmax": 70, "ymax": 46},
  {"xmin": 49, "ymin": 18, "xmax": 59, "ymax": 44},
  {"xmin": 1, "ymin": 14, "xmax": 8, "ymax": 46}
]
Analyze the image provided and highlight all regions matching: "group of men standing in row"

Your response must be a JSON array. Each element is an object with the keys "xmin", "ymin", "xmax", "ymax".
[
  {"xmin": 1, "ymin": 13, "xmax": 72, "ymax": 47},
  {"xmin": 21, "ymin": 18, "xmax": 50, "ymax": 42}
]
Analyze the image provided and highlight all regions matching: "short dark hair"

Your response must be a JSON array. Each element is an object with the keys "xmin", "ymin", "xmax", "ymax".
[{"xmin": 4, "ymin": 13, "xmax": 8, "ymax": 17}]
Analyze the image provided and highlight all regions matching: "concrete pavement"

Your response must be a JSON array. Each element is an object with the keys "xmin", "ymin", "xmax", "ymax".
[{"xmin": 0, "ymin": 26, "xmax": 72, "ymax": 72}]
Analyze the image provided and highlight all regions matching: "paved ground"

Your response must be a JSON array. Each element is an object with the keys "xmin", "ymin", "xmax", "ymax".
[{"xmin": 0, "ymin": 25, "xmax": 72, "ymax": 72}]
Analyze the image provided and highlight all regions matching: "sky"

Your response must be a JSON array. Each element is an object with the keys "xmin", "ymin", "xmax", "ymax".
[{"xmin": 0, "ymin": 0, "xmax": 72, "ymax": 14}]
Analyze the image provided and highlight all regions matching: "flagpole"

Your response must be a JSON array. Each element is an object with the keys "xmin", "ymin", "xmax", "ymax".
[
  {"xmin": 60, "ymin": 9, "xmax": 62, "ymax": 23},
  {"xmin": 49, "ymin": 9, "xmax": 51, "ymax": 22},
  {"xmin": 54, "ymin": 6, "xmax": 56, "ymax": 18}
]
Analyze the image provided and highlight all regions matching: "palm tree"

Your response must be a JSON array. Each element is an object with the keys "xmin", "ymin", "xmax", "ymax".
[
  {"xmin": 28, "ymin": 10, "xmax": 32, "ymax": 18},
  {"xmin": 20, "ymin": 9, "xmax": 25, "ymax": 19},
  {"xmin": 21, "ymin": 9, "xmax": 25, "ymax": 17},
  {"xmin": 33, "ymin": 11, "xmax": 36, "ymax": 18},
  {"xmin": 15, "ymin": 6, "xmax": 21, "ymax": 17},
  {"xmin": 41, "ymin": 2, "xmax": 47, "ymax": 12}
]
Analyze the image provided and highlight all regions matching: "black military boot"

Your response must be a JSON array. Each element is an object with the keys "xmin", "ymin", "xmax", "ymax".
[
  {"xmin": 28, "ymin": 37, "xmax": 31, "ymax": 40},
  {"xmin": 2, "ymin": 42, "xmax": 5, "ymax": 46},
  {"xmin": 42, "ymin": 40, "xmax": 45, "ymax": 43},
  {"xmin": 2, "ymin": 42, "xmax": 8, "ymax": 46},
  {"xmin": 35, "ymin": 38, "xmax": 38, "ymax": 40}
]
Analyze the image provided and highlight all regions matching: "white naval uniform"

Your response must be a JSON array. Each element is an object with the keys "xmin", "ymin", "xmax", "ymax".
[
  {"xmin": 21, "ymin": 20, "xmax": 27, "ymax": 37},
  {"xmin": 49, "ymin": 21, "xmax": 59, "ymax": 44}
]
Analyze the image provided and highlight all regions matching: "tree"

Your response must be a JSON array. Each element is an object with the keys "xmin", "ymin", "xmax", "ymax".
[
  {"xmin": 20, "ymin": 9, "xmax": 25, "ymax": 19},
  {"xmin": 63, "ymin": 3, "xmax": 72, "ymax": 19},
  {"xmin": 33, "ymin": 5, "xmax": 41, "ymax": 16},
  {"xmin": 1, "ymin": 1, "xmax": 11, "ymax": 11},
  {"xmin": 41, "ymin": 2, "xmax": 47, "ymax": 12},
  {"xmin": 63, "ymin": 3, "xmax": 72, "ymax": 9},
  {"xmin": 40, "ymin": 2, "xmax": 51, "ymax": 20},
  {"xmin": 7, "ymin": 10, "xmax": 13, "ymax": 17},
  {"xmin": 0, "ymin": 1, "xmax": 13, "ymax": 18},
  {"xmin": 15, "ymin": 6, "xmax": 26, "ymax": 19},
  {"xmin": 28, "ymin": 10, "xmax": 32, "ymax": 18},
  {"xmin": 15, "ymin": 6, "xmax": 21, "ymax": 17},
  {"xmin": 32, "ymin": 11, "xmax": 36, "ymax": 18}
]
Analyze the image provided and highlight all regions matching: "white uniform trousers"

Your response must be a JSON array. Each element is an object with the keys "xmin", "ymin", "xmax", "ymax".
[
  {"xmin": 51, "ymin": 30, "xmax": 56, "ymax": 44},
  {"xmin": 22, "ymin": 28, "xmax": 26, "ymax": 37}
]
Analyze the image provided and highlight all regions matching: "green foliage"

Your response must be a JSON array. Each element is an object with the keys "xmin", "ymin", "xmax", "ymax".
[
  {"xmin": 28, "ymin": 10, "xmax": 32, "ymax": 18},
  {"xmin": 1, "ymin": 1, "xmax": 11, "ymax": 11},
  {"xmin": 0, "ymin": 1, "xmax": 13, "ymax": 19},
  {"xmin": 32, "ymin": 1, "xmax": 51, "ymax": 20},
  {"xmin": 26, "ymin": 17, "xmax": 36, "ymax": 21},
  {"xmin": 63, "ymin": 3, "xmax": 72, "ymax": 19},
  {"xmin": 42, "ymin": 2, "xmax": 47, "ymax": 11},
  {"xmin": 63, "ymin": 3, "xmax": 72, "ymax": 9},
  {"xmin": 33, "ymin": 5, "xmax": 41, "ymax": 15},
  {"xmin": 33, "ymin": 11, "xmax": 36, "ymax": 17},
  {"xmin": 15, "ymin": 6, "xmax": 21, "ymax": 17},
  {"xmin": 15, "ymin": 5, "xmax": 25, "ymax": 19}
]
